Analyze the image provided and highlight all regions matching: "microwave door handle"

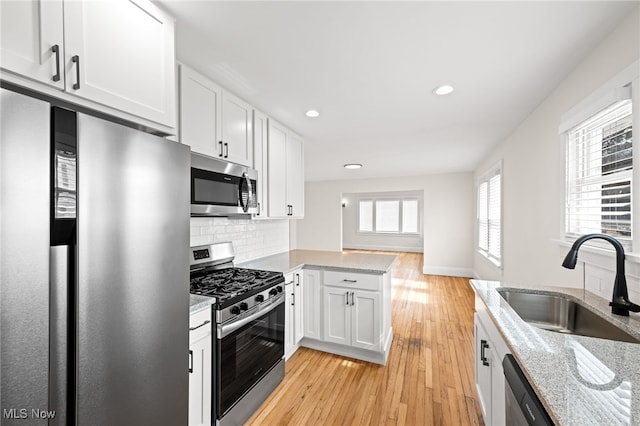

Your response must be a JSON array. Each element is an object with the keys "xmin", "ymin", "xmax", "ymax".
[{"xmin": 239, "ymin": 172, "xmax": 252, "ymax": 213}]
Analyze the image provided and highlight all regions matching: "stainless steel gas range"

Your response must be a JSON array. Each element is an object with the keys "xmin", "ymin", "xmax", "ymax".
[{"xmin": 189, "ymin": 243, "xmax": 285, "ymax": 426}]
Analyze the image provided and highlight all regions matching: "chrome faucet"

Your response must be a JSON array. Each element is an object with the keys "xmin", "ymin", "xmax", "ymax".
[{"xmin": 562, "ymin": 233, "xmax": 640, "ymax": 316}]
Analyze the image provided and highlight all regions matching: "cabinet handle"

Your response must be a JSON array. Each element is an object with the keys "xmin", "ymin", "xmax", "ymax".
[
  {"xmin": 189, "ymin": 319, "xmax": 210, "ymax": 331},
  {"xmin": 350, "ymin": 292, "xmax": 355, "ymax": 306},
  {"xmin": 51, "ymin": 45, "xmax": 61, "ymax": 82},
  {"xmin": 342, "ymin": 279, "xmax": 357, "ymax": 283},
  {"xmin": 257, "ymin": 202, "xmax": 261, "ymax": 216},
  {"xmin": 223, "ymin": 142, "xmax": 229, "ymax": 158},
  {"xmin": 218, "ymin": 141, "xmax": 223, "ymax": 157},
  {"xmin": 188, "ymin": 350, "xmax": 194, "ymax": 373},
  {"xmin": 291, "ymin": 292, "xmax": 295, "ymax": 306},
  {"xmin": 295, "ymin": 273, "xmax": 300, "ymax": 286},
  {"xmin": 345, "ymin": 292, "xmax": 349, "ymax": 305},
  {"xmin": 71, "ymin": 55, "xmax": 80, "ymax": 90},
  {"xmin": 480, "ymin": 339, "xmax": 490, "ymax": 366}
]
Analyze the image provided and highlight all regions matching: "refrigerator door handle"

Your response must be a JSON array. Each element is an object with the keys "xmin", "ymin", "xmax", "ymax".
[{"xmin": 50, "ymin": 245, "xmax": 69, "ymax": 426}]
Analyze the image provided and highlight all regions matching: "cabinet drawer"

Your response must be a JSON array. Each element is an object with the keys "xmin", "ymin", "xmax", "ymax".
[
  {"xmin": 189, "ymin": 308, "xmax": 212, "ymax": 343},
  {"xmin": 323, "ymin": 270, "xmax": 381, "ymax": 291}
]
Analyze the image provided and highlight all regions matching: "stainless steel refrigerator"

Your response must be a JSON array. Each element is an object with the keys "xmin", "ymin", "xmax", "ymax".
[{"xmin": 0, "ymin": 86, "xmax": 190, "ymax": 425}]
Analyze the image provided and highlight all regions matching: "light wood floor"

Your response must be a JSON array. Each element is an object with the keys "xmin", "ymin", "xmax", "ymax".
[{"xmin": 246, "ymin": 252, "xmax": 484, "ymax": 426}]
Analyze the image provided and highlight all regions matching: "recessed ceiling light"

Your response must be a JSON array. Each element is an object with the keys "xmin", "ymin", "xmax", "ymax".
[
  {"xmin": 433, "ymin": 85, "xmax": 454, "ymax": 96},
  {"xmin": 344, "ymin": 163, "xmax": 362, "ymax": 169},
  {"xmin": 305, "ymin": 109, "xmax": 320, "ymax": 118}
]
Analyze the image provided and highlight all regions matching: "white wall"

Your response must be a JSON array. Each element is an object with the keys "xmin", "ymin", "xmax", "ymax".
[
  {"xmin": 294, "ymin": 173, "xmax": 475, "ymax": 277},
  {"xmin": 190, "ymin": 217, "xmax": 289, "ymax": 263},
  {"xmin": 473, "ymin": 8, "xmax": 640, "ymax": 292},
  {"xmin": 342, "ymin": 190, "xmax": 424, "ymax": 253}
]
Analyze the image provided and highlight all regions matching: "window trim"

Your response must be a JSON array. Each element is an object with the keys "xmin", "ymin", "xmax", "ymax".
[
  {"xmin": 477, "ymin": 160, "xmax": 502, "ymax": 267},
  {"xmin": 556, "ymin": 61, "xmax": 639, "ymax": 264},
  {"xmin": 356, "ymin": 197, "xmax": 421, "ymax": 236}
]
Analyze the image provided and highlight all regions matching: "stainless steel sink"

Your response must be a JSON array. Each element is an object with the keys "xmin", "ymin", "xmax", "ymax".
[{"xmin": 497, "ymin": 289, "xmax": 640, "ymax": 344}]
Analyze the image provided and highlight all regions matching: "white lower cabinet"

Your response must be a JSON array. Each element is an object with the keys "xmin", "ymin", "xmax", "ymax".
[
  {"xmin": 302, "ymin": 269, "xmax": 321, "ymax": 340},
  {"xmin": 285, "ymin": 280, "xmax": 296, "ymax": 360},
  {"xmin": 188, "ymin": 308, "xmax": 212, "ymax": 426},
  {"xmin": 323, "ymin": 287, "xmax": 381, "ymax": 351},
  {"xmin": 284, "ymin": 269, "xmax": 304, "ymax": 360},
  {"xmin": 474, "ymin": 298, "xmax": 509, "ymax": 426}
]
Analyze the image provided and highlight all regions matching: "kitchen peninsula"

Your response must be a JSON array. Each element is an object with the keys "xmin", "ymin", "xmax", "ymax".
[{"xmin": 241, "ymin": 250, "xmax": 396, "ymax": 365}]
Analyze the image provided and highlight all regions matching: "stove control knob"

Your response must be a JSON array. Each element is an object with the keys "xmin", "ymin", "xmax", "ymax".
[
  {"xmin": 255, "ymin": 294, "xmax": 265, "ymax": 303},
  {"xmin": 276, "ymin": 286, "xmax": 283, "ymax": 293},
  {"xmin": 230, "ymin": 306, "xmax": 241, "ymax": 315},
  {"xmin": 269, "ymin": 288, "xmax": 278, "ymax": 297},
  {"xmin": 239, "ymin": 302, "xmax": 249, "ymax": 311}
]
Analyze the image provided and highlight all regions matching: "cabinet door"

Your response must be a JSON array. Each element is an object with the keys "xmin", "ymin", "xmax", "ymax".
[
  {"xmin": 323, "ymin": 287, "xmax": 351, "ymax": 345},
  {"xmin": 293, "ymin": 271, "xmax": 304, "ymax": 344},
  {"xmin": 0, "ymin": 0, "xmax": 64, "ymax": 89},
  {"xmin": 302, "ymin": 270, "xmax": 321, "ymax": 340},
  {"xmin": 286, "ymin": 131, "xmax": 304, "ymax": 218},
  {"xmin": 252, "ymin": 110, "xmax": 269, "ymax": 218},
  {"xmin": 221, "ymin": 90, "xmax": 253, "ymax": 166},
  {"xmin": 284, "ymin": 282, "xmax": 296, "ymax": 359},
  {"xmin": 189, "ymin": 329, "xmax": 212, "ymax": 426},
  {"xmin": 267, "ymin": 119, "xmax": 288, "ymax": 217},
  {"xmin": 180, "ymin": 65, "xmax": 222, "ymax": 156},
  {"xmin": 63, "ymin": 0, "xmax": 176, "ymax": 127},
  {"xmin": 474, "ymin": 315, "xmax": 492, "ymax": 426},
  {"xmin": 351, "ymin": 290, "xmax": 381, "ymax": 351}
]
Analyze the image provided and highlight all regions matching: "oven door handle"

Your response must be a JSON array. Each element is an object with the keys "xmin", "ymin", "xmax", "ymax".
[{"xmin": 218, "ymin": 294, "xmax": 284, "ymax": 339}]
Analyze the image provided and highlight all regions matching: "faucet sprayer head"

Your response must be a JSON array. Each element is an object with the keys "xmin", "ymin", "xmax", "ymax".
[{"xmin": 561, "ymin": 248, "xmax": 579, "ymax": 269}]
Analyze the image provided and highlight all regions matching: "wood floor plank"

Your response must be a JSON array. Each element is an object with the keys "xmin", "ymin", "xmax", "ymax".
[{"xmin": 245, "ymin": 251, "xmax": 484, "ymax": 426}]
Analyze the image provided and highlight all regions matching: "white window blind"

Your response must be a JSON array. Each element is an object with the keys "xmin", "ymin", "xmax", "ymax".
[
  {"xmin": 359, "ymin": 200, "xmax": 373, "ymax": 232},
  {"xmin": 402, "ymin": 200, "xmax": 419, "ymax": 233},
  {"xmin": 376, "ymin": 200, "xmax": 400, "ymax": 232},
  {"xmin": 565, "ymin": 99, "xmax": 633, "ymax": 245},
  {"xmin": 478, "ymin": 163, "xmax": 501, "ymax": 265}
]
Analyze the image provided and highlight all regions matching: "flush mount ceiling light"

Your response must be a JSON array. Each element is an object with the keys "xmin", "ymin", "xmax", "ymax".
[
  {"xmin": 433, "ymin": 85, "xmax": 454, "ymax": 96},
  {"xmin": 305, "ymin": 109, "xmax": 320, "ymax": 118},
  {"xmin": 344, "ymin": 163, "xmax": 362, "ymax": 170}
]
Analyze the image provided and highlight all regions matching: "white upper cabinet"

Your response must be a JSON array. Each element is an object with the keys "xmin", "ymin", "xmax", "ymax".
[
  {"xmin": 179, "ymin": 64, "xmax": 253, "ymax": 166},
  {"xmin": 253, "ymin": 110, "xmax": 269, "ymax": 218},
  {"xmin": 0, "ymin": 0, "xmax": 176, "ymax": 131},
  {"xmin": 221, "ymin": 90, "xmax": 253, "ymax": 166},
  {"xmin": 267, "ymin": 119, "xmax": 288, "ymax": 217},
  {"xmin": 0, "ymin": 0, "xmax": 64, "ymax": 89},
  {"xmin": 63, "ymin": 0, "xmax": 176, "ymax": 128},
  {"xmin": 267, "ymin": 119, "xmax": 305, "ymax": 218},
  {"xmin": 286, "ymin": 131, "xmax": 305, "ymax": 218},
  {"xmin": 179, "ymin": 65, "xmax": 222, "ymax": 156}
]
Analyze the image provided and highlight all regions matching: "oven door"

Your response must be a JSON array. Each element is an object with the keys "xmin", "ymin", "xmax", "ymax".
[{"xmin": 215, "ymin": 295, "xmax": 285, "ymax": 419}]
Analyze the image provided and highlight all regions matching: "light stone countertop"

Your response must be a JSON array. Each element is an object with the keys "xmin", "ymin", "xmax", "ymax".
[
  {"xmin": 237, "ymin": 249, "xmax": 397, "ymax": 274},
  {"xmin": 189, "ymin": 294, "xmax": 215, "ymax": 314},
  {"xmin": 471, "ymin": 279, "xmax": 640, "ymax": 426},
  {"xmin": 189, "ymin": 250, "xmax": 396, "ymax": 314}
]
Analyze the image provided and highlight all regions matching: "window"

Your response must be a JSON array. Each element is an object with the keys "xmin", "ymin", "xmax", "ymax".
[
  {"xmin": 357, "ymin": 198, "xmax": 420, "ymax": 234},
  {"xmin": 477, "ymin": 163, "xmax": 502, "ymax": 265},
  {"xmin": 564, "ymin": 96, "xmax": 633, "ymax": 246}
]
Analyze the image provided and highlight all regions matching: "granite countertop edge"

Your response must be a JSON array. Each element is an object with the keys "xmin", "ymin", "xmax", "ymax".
[
  {"xmin": 237, "ymin": 249, "xmax": 397, "ymax": 275},
  {"xmin": 471, "ymin": 279, "xmax": 640, "ymax": 426},
  {"xmin": 189, "ymin": 294, "xmax": 216, "ymax": 314}
]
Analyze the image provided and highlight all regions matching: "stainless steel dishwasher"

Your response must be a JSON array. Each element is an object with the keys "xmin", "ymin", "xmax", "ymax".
[{"xmin": 503, "ymin": 355, "xmax": 554, "ymax": 426}]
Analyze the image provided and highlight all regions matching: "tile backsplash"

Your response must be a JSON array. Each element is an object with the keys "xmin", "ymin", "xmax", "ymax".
[{"xmin": 190, "ymin": 217, "xmax": 290, "ymax": 262}]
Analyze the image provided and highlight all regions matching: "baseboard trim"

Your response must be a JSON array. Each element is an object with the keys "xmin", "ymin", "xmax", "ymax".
[
  {"xmin": 342, "ymin": 244, "xmax": 423, "ymax": 253},
  {"xmin": 422, "ymin": 265, "xmax": 475, "ymax": 278}
]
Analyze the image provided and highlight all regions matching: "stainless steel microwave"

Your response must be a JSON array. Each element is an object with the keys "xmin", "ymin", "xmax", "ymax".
[{"xmin": 190, "ymin": 152, "xmax": 258, "ymax": 216}]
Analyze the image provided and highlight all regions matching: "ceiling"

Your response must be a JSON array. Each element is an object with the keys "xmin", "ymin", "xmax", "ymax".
[{"xmin": 157, "ymin": 1, "xmax": 637, "ymax": 181}]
